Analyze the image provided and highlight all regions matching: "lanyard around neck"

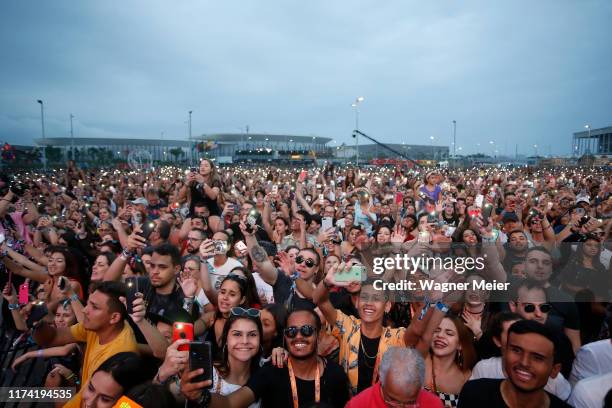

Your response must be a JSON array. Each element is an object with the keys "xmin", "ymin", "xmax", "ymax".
[{"xmin": 287, "ymin": 357, "xmax": 320, "ymax": 408}]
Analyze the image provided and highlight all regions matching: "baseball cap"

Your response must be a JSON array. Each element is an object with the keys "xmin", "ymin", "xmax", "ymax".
[
  {"xmin": 575, "ymin": 196, "xmax": 590, "ymax": 205},
  {"xmin": 131, "ymin": 198, "xmax": 149, "ymax": 206}
]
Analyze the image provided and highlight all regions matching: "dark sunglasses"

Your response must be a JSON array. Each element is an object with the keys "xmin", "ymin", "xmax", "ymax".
[
  {"xmin": 284, "ymin": 325, "xmax": 316, "ymax": 338},
  {"xmin": 231, "ymin": 307, "xmax": 260, "ymax": 318},
  {"xmin": 295, "ymin": 255, "xmax": 317, "ymax": 268},
  {"xmin": 522, "ymin": 303, "xmax": 552, "ymax": 313}
]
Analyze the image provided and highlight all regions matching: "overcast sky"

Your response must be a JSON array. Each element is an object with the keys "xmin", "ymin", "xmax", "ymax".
[{"xmin": 1, "ymin": 0, "xmax": 611, "ymax": 156}]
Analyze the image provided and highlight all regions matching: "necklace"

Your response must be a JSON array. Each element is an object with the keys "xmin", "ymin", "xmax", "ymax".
[
  {"xmin": 464, "ymin": 306, "xmax": 484, "ymax": 315},
  {"xmin": 359, "ymin": 336, "xmax": 378, "ymax": 362}
]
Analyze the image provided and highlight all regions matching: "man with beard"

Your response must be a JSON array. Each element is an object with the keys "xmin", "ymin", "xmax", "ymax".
[
  {"xmin": 503, "ymin": 229, "xmax": 530, "ymax": 271},
  {"xmin": 32, "ymin": 281, "xmax": 139, "ymax": 406},
  {"xmin": 180, "ymin": 308, "xmax": 350, "ymax": 407},
  {"xmin": 181, "ymin": 227, "xmax": 207, "ymax": 258},
  {"xmin": 459, "ymin": 320, "xmax": 570, "ymax": 407}
]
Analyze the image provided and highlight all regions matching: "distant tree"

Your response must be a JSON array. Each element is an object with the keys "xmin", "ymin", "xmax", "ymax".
[
  {"xmin": 169, "ymin": 148, "xmax": 184, "ymax": 162},
  {"xmin": 45, "ymin": 146, "xmax": 63, "ymax": 163}
]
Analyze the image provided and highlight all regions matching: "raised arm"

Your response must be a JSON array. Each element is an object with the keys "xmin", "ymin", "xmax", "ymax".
[
  {"xmin": 242, "ymin": 223, "xmax": 278, "ymax": 286},
  {"xmin": 32, "ymin": 321, "xmax": 77, "ymax": 348},
  {"xmin": 102, "ymin": 230, "xmax": 146, "ymax": 282},
  {"xmin": 129, "ymin": 295, "xmax": 169, "ymax": 359}
]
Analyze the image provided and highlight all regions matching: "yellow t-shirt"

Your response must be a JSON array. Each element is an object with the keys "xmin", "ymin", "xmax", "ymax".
[
  {"xmin": 63, "ymin": 322, "xmax": 139, "ymax": 408},
  {"xmin": 330, "ymin": 310, "xmax": 406, "ymax": 395}
]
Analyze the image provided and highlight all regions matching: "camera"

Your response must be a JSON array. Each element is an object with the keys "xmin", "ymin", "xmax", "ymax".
[
  {"xmin": 213, "ymin": 240, "xmax": 228, "ymax": 255},
  {"xmin": 245, "ymin": 210, "xmax": 259, "ymax": 233}
]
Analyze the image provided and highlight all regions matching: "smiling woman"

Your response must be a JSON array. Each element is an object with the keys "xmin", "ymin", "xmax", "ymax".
[{"xmin": 214, "ymin": 312, "xmax": 264, "ymax": 402}]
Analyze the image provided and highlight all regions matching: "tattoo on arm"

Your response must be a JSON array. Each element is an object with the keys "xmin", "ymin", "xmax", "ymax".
[{"xmin": 251, "ymin": 245, "xmax": 268, "ymax": 263}]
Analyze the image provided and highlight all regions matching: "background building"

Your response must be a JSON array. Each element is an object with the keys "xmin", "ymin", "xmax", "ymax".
[
  {"xmin": 31, "ymin": 134, "xmax": 450, "ymax": 167},
  {"xmin": 573, "ymin": 125, "xmax": 612, "ymax": 157},
  {"xmin": 341, "ymin": 143, "xmax": 449, "ymax": 161},
  {"xmin": 34, "ymin": 137, "xmax": 192, "ymax": 163},
  {"xmin": 191, "ymin": 133, "xmax": 332, "ymax": 163}
]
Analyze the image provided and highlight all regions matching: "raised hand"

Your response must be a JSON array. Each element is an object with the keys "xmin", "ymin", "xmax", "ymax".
[
  {"xmin": 158, "ymin": 339, "xmax": 190, "ymax": 382},
  {"xmin": 324, "ymin": 262, "xmax": 352, "ymax": 288},
  {"xmin": 390, "ymin": 224, "xmax": 407, "ymax": 243},
  {"xmin": 275, "ymin": 251, "xmax": 294, "ymax": 276},
  {"xmin": 126, "ymin": 227, "xmax": 147, "ymax": 252},
  {"xmin": 199, "ymin": 239, "xmax": 216, "ymax": 258},
  {"xmin": 179, "ymin": 276, "xmax": 198, "ymax": 298}
]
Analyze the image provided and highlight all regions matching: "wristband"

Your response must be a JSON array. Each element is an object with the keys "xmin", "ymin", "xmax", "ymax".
[
  {"xmin": 70, "ymin": 293, "xmax": 79, "ymax": 302},
  {"xmin": 435, "ymin": 301, "xmax": 450, "ymax": 314},
  {"xmin": 37, "ymin": 349, "xmax": 44, "ymax": 358},
  {"xmin": 8, "ymin": 303, "xmax": 20, "ymax": 311},
  {"xmin": 121, "ymin": 248, "xmax": 134, "ymax": 261}
]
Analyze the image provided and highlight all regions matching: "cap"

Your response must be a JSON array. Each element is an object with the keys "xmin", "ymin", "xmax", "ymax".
[
  {"xmin": 131, "ymin": 198, "xmax": 149, "ymax": 206},
  {"xmin": 575, "ymin": 196, "xmax": 590, "ymax": 205}
]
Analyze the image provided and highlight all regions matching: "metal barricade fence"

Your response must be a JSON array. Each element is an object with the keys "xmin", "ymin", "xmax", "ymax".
[{"xmin": 1, "ymin": 312, "xmax": 53, "ymax": 408}]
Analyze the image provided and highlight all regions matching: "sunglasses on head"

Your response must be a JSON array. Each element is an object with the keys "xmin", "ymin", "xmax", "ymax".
[
  {"xmin": 284, "ymin": 324, "xmax": 316, "ymax": 338},
  {"xmin": 522, "ymin": 303, "xmax": 552, "ymax": 313},
  {"xmin": 231, "ymin": 307, "xmax": 260, "ymax": 318},
  {"xmin": 295, "ymin": 255, "xmax": 317, "ymax": 268}
]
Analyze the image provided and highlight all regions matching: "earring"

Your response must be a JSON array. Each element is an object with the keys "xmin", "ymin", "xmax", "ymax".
[{"xmin": 457, "ymin": 349, "xmax": 464, "ymax": 368}]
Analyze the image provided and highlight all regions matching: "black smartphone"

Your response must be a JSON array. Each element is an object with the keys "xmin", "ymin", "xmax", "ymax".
[
  {"xmin": 125, "ymin": 277, "xmax": 139, "ymax": 315},
  {"xmin": 58, "ymin": 276, "xmax": 67, "ymax": 291},
  {"xmin": 482, "ymin": 204, "xmax": 493, "ymax": 226},
  {"xmin": 139, "ymin": 221, "xmax": 156, "ymax": 241},
  {"xmin": 190, "ymin": 167, "xmax": 197, "ymax": 173},
  {"xmin": 27, "ymin": 301, "xmax": 48, "ymax": 327},
  {"xmin": 189, "ymin": 341, "xmax": 213, "ymax": 387}
]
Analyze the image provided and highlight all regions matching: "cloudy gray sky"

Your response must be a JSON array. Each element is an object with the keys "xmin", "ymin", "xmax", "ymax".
[{"xmin": 1, "ymin": 0, "xmax": 611, "ymax": 156}]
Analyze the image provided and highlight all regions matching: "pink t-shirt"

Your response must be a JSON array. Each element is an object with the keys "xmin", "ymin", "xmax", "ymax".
[{"xmin": 346, "ymin": 382, "xmax": 443, "ymax": 408}]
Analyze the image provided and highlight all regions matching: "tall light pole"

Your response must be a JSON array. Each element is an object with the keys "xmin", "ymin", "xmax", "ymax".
[
  {"xmin": 584, "ymin": 124, "xmax": 591, "ymax": 155},
  {"xmin": 37, "ymin": 100, "xmax": 47, "ymax": 171},
  {"xmin": 430, "ymin": 136, "xmax": 435, "ymax": 161},
  {"xmin": 188, "ymin": 110, "xmax": 193, "ymax": 165},
  {"xmin": 70, "ymin": 113, "xmax": 75, "ymax": 161},
  {"xmin": 452, "ymin": 120, "xmax": 456, "ymax": 167},
  {"xmin": 352, "ymin": 96, "xmax": 364, "ymax": 166}
]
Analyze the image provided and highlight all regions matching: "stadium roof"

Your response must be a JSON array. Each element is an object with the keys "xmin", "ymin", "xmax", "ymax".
[{"xmin": 192, "ymin": 133, "xmax": 332, "ymax": 143}]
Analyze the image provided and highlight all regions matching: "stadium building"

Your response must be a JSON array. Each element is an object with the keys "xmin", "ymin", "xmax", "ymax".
[{"xmin": 573, "ymin": 125, "xmax": 612, "ymax": 157}]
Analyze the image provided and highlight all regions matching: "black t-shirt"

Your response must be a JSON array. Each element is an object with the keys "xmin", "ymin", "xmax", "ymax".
[
  {"xmin": 246, "ymin": 359, "xmax": 350, "ymax": 408},
  {"xmin": 189, "ymin": 179, "xmax": 222, "ymax": 216},
  {"xmin": 458, "ymin": 379, "xmax": 570, "ymax": 408},
  {"xmin": 136, "ymin": 276, "xmax": 185, "ymax": 318},
  {"xmin": 357, "ymin": 334, "xmax": 380, "ymax": 393},
  {"xmin": 273, "ymin": 269, "xmax": 316, "ymax": 312}
]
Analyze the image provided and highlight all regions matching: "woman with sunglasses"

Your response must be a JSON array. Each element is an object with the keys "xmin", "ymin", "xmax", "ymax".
[{"xmin": 181, "ymin": 308, "xmax": 351, "ymax": 407}]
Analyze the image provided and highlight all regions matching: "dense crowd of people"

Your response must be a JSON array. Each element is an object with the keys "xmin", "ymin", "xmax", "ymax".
[{"xmin": 0, "ymin": 158, "xmax": 610, "ymax": 407}]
